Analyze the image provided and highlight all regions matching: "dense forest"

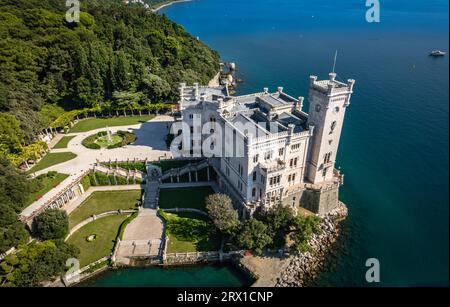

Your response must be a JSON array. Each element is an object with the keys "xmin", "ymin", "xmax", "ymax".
[{"xmin": 0, "ymin": 0, "xmax": 219, "ymax": 146}]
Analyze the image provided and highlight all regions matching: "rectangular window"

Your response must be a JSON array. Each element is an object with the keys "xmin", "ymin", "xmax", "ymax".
[
  {"xmin": 279, "ymin": 148, "xmax": 284, "ymax": 156},
  {"xmin": 252, "ymin": 171, "xmax": 257, "ymax": 181},
  {"xmin": 253, "ymin": 154, "xmax": 259, "ymax": 163},
  {"xmin": 324, "ymin": 152, "xmax": 332, "ymax": 164},
  {"xmin": 293, "ymin": 158, "xmax": 298, "ymax": 167},
  {"xmin": 291, "ymin": 143, "xmax": 301, "ymax": 150}
]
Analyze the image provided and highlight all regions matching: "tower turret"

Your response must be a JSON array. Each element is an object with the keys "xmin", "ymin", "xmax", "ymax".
[{"xmin": 305, "ymin": 73, "xmax": 355, "ymax": 184}]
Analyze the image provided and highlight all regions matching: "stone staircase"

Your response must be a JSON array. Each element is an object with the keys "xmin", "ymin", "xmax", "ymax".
[
  {"xmin": 160, "ymin": 160, "xmax": 210, "ymax": 182},
  {"xmin": 94, "ymin": 163, "xmax": 145, "ymax": 181},
  {"xmin": 144, "ymin": 164, "xmax": 162, "ymax": 209},
  {"xmin": 144, "ymin": 181, "xmax": 160, "ymax": 209}
]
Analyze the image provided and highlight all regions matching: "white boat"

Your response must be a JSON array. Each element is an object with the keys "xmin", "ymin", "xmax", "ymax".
[{"xmin": 429, "ymin": 50, "xmax": 446, "ymax": 56}]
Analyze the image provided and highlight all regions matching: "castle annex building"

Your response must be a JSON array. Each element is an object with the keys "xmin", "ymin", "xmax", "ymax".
[{"xmin": 177, "ymin": 73, "xmax": 355, "ymax": 217}]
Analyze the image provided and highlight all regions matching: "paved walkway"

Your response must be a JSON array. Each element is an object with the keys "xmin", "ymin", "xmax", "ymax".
[
  {"xmin": 117, "ymin": 208, "xmax": 164, "ymax": 258},
  {"xmin": 21, "ymin": 115, "xmax": 173, "ymax": 219},
  {"xmin": 240, "ymin": 254, "xmax": 292, "ymax": 287}
]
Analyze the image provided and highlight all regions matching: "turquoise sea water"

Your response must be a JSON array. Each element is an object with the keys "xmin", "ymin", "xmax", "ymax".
[
  {"xmin": 158, "ymin": 0, "xmax": 449, "ymax": 286},
  {"xmin": 79, "ymin": 264, "xmax": 252, "ymax": 287}
]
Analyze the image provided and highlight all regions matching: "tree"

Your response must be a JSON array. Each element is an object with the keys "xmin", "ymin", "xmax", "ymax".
[
  {"xmin": 35, "ymin": 209, "xmax": 69, "ymax": 240},
  {"xmin": 0, "ymin": 158, "xmax": 31, "ymax": 211},
  {"xmin": 290, "ymin": 215, "xmax": 321, "ymax": 252},
  {"xmin": 0, "ymin": 113, "xmax": 24, "ymax": 156},
  {"xmin": 0, "ymin": 158, "xmax": 30, "ymax": 253},
  {"xmin": 235, "ymin": 219, "xmax": 272, "ymax": 255},
  {"xmin": 112, "ymin": 91, "xmax": 145, "ymax": 111},
  {"xmin": 262, "ymin": 203, "xmax": 295, "ymax": 249},
  {"xmin": 0, "ymin": 205, "xmax": 28, "ymax": 254},
  {"xmin": 0, "ymin": 240, "xmax": 79, "ymax": 287},
  {"xmin": 205, "ymin": 194, "xmax": 240, "ymax": 235}
]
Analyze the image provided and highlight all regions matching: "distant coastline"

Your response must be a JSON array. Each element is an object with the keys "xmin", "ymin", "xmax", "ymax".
[{"xmin": 152, "ymin": 0, "xmax": 193, "ymax": 12}]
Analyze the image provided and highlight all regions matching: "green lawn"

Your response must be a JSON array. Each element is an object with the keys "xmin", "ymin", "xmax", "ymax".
[
  {"xmin": 69, "ymin": 190, "xmax": 141, "ymax": 229},
  {"xmin": 70, "ymin": 115, "xmax": 155, "ymax": 133},
  {"xmin": 158, "ymin": 187, "xmax": 215, "ymax": 211},
  {"xmin": 164, "ymin": 212, "xmax": 221, "ymax": 253},
  {"xmin": 53, "ymin": 136, "xmax": 76, "ymax": 149},
  {"xmin": 26, "ymin": 172, "xmax": 69, "ymax": 206},
  {"xmin": 95, "ymin": 134, "xmax": 122, "ymax": 148},
  {"xmin": 27, "ymin": 152, "xmax": 77, "ymax": 174},
  {"xmin": 67, "ymin": 214, "xmax": 128, "ymax": 267}
]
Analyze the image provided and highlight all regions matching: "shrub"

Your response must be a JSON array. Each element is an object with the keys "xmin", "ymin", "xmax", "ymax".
[
  {"xmin": 115, "ymin": 176, "xmax": 128, "ymax": 185},
  {"xmin": 117, "ymin": 131, "xmax": 137, "ymax": 146},
  {"xmin": 88, "ymin": 172, "xmax": 97, "ymax": 186},
  {"xmin": 80, "ymin": 174, "xmax": 91, "ymax": 191},
  {"xmin": 108, "ymin": 175, "xmax": 117, "ymax": 185},
  {"xmin": 47, "ymin": 171, "xmax": 58, "ymax": 179},
  {"xmin": 94, "ymin": 172, "xmax": 110, "ymax": 185},
  {"xmin": 290, "ymin": 215, "xmax": 322, "ymax": 253},
  {"xmin": 81, "ymin": 135, "xmax": 101, "ymax": 150},
  {"xmin": 35, "ymin": 209, "xmax": 69, "ymax": 240}
]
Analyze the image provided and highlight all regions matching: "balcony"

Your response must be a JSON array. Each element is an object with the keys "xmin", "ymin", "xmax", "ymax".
[{"xmin": 260, "ymin": 159, "xmax": 286, "ymax": 173}]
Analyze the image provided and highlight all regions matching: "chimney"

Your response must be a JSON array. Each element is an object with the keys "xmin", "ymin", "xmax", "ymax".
[
  {"xmin": 263, "ymin": 87, "xmax": 269, "ymax": 94},
  {"xmin": 277, "ymin": 87, "xmax": 284, "ymax": 93},
  {"xmin": 309, "ymin": 75, "xmax": 317, "ymax": 87}
]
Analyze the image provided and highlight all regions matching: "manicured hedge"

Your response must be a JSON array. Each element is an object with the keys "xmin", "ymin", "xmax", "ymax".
[
  {"xmin": 116, "ymin": 176, "xmax": 128, "ymax": 185},
  {"xmin": 81, "ymin": 134, "xmax": 101, "ymax": 149},
  {"xmin": 108, "ymin": 175, "xmax": 117, "ymax": 185},
  {"xmin": 80, "ymin": 175, "xmax": 91, "ymax": 192},
  {"xmin": 117, "ymin": 131, "xmax": 137, "ymax": 146},
  {"xmin": 95, "ymin": 172, "xmax": 110, "ymax": 185},
  {"xmin": 82, "ymin": 131, "xmax": 136, "ymax": 150}
]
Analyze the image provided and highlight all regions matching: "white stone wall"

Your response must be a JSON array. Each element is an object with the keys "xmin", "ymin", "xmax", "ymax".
[
  {"xmin": 306, "ymin": 74, "xmax": 354, "ymax": 184},
  {"xmin": 178, "ymin": 73, "xmax": 354, "ymax": 214}
]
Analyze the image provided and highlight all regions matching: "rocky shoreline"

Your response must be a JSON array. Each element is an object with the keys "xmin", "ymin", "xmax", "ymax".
[{"xmin": 275, "ymin": 202, "xmax": 348, "ymax": 287}]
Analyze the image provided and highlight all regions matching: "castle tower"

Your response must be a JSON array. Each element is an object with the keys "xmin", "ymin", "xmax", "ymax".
[{"xmin": 306, "ymin": 73, "xmax": 355, "ymax": 184}]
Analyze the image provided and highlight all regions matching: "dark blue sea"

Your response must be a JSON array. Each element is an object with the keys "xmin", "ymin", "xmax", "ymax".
[{"xmin": 159, "ymin": 0, "xmax": 449, "ymax": 286}]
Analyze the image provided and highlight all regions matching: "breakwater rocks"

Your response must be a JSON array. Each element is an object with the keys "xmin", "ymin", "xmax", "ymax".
[{"xmin": 275, "ymin": 202, "xmax": 348, "ymax": 287}]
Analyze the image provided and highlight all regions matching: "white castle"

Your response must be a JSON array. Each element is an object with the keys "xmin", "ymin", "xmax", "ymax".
[{"xmin": 176, "ymin": 72, "xmax": 355, "ymax": 217}]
